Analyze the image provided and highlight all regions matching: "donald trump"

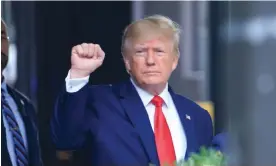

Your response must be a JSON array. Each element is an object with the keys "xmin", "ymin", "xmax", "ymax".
[{"xmin": 51, "ymin": 15, "xmax": 213, "ymax": 166}]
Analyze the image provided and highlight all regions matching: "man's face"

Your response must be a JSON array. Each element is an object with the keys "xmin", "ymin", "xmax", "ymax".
[
  {"xmin": 124, "ymin": 30, "xmax": 178, "ymax": 86},
  {"xmin": 1, "ymin": 20, "xmax": 9, "ymax": 72}
]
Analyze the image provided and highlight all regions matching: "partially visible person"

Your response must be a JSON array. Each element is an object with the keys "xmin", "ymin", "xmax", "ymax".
[
  {"xmin": 1, "ymin": 19, "xmax": 43, "ymax": 166},
  {"xmin": 212, "ymin": 132, "xmax": 227, "ymax": 152}
]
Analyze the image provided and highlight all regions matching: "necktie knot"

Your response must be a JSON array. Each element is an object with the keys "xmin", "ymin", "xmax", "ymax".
[{"xmin": 151, "ymin": 95, "xmax": 163, "ymax": 107}]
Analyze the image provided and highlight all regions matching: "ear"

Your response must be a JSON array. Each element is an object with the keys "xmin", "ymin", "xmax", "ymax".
[
  {"xmin": 123, "ymin": 55, "xmax": 131, "ymax": 73},
  {"xmin": 172, "ymin": 55, "xmax": 179, "ymax": 71}
]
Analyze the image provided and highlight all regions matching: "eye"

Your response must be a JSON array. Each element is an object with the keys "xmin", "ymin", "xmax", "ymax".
[
  {"xmin": 154, "ymin": 48, "xmax": 164, "ymax": 53},
  {"xmin": 155, "ymin": 49, "xmax": 165, "ymax": 55},
  {"xmin": 135, "ymin": 49, "xmax": 146, "ymax": 56}
]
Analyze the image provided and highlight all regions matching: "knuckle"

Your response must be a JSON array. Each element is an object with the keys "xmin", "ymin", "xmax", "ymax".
[{"xmin": 81, "ymin": 43, "xmax": 88, "ymax": 49}]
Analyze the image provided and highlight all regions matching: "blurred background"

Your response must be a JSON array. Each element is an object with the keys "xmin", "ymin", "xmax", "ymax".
[{"xmin": 1, "ymin": 1, "xmax": 276, "ymax": 166}]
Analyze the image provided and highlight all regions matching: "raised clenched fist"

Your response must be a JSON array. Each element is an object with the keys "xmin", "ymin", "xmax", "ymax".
[{"xmin": 70, "ymin": 43, "xmax": 105, "ymax": 78}]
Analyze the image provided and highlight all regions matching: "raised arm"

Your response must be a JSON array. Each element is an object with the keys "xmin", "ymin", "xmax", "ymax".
[{"xmin": 50, "ymin": 43, "xmax": 105, "ymax": 150}]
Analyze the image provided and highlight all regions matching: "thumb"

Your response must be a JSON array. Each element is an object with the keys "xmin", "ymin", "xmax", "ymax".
[{"xmin": 96, "ymin": 45, "xmax": 105, "ymax": 60}]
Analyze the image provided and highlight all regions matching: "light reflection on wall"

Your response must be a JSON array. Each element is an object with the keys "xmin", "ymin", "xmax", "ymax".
[{"xmin": 219, "ymin": 16, "xmax": 276, "ymax": 45}]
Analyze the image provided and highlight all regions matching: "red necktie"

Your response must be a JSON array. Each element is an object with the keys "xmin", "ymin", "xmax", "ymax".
[{"xmin": 151, "ymin": 95, "xmax": 176, "ymax": 166}]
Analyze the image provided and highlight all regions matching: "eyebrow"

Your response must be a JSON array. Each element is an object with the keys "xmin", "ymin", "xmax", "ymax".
[{"xmin": 134, "ymin": 44, "xmax": 147, "ymax": 49}]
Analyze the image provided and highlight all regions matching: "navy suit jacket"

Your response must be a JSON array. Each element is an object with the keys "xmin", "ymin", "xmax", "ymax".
[
  {"xmin": 51, "ymin": 80, "xmax": 213, "ymax": 166},
  {"xmin": 1, "ymin": 86, "xmax": 43, "ymax": 166}
]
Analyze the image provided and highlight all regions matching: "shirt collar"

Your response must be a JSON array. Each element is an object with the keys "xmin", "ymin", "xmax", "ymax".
[{"xmin": 130, "ymin": 78, "xmax": 170, "ymax": 107}]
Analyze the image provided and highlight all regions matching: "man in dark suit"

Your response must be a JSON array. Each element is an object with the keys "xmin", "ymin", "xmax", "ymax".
[
  {"xmin": 51, "ymin": 15, "xmax": 213, "ymax": 166},
  {"xmin": 1, "ymin": 19, "xmax": 43, "ymax": 166}
]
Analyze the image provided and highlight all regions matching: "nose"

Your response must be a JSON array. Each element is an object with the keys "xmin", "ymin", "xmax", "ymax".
[{"xmin": 145, "ymin": 50, "xmax": 155, "ymax": 66}]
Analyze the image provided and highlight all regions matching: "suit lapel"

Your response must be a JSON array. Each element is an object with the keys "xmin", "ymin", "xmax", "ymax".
[
  {"xmin": 169, "ymin": 88, "xmax": 196, "ymax": 159},
  {"xmin": 114, "ymin": 81, "xmax": 159, "ymax": 165}
]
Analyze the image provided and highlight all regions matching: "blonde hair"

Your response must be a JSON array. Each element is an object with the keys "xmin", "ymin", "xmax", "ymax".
[{"xmin": 121, "ymin": 15, "xmax": 181, "ymax": 56}]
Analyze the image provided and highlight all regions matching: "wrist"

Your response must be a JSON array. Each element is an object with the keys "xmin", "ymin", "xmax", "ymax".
[{"xmin": 70, "ymin": 68, "xmax": 90, "ymax": 79}]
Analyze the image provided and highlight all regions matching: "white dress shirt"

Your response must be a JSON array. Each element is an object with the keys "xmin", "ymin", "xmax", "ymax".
[
  {"xmin": 65, "ymin": 70, "xmax": 187, "ymax": 161},
  {"xmin": 2, "ymin": 82, "xmax": 28, "ymax": 166}
]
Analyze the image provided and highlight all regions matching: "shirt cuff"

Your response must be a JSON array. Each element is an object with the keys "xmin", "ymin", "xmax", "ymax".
[{"xmin": 65, "ymin": 70, "xmax": 90, "ymax": 93}]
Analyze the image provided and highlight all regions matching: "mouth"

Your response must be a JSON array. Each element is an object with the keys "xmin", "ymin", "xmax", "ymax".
[{"xmin": 143, "ymin": 71, "xmax": 161, "ymax": 75}]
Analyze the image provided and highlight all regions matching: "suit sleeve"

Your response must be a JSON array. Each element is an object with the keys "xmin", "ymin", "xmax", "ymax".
[
  {"xmin": 196, "ymin": 106, "xmax": 214, "ymax": 147},
  {"xmin": 203, "ymin": 108, "xmax": 213, "ymax": 146},
  {"xmin": 204, "ymin": 109, "xmax": 214, "ymax": 146},
  {"xmin": 50, "ymin": 83, "xmax": 94, "ymax": 150}
]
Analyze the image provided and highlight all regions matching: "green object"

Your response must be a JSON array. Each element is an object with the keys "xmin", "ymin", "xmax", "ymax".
[
  {"xmin": 150, "ymin": 147, "xmax": 227, "ymax": 166},
  {"xmin": 177, "ymin": 147, "xmax": 227, "ymax": 166}
]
